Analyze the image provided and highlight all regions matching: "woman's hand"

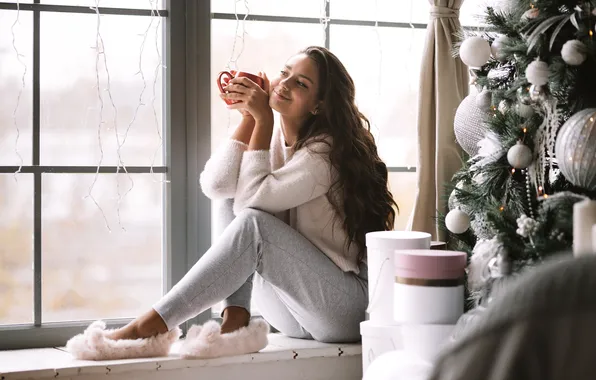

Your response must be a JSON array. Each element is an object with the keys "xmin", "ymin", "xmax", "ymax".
[{"xmin": 220, "ymin": 72, "xmax": 273, "ymax": 124}]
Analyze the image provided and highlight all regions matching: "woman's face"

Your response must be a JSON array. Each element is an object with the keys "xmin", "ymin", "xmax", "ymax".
[{"xmin": 269, "ymin": 53, "xmax": 321, "ymax": 120}]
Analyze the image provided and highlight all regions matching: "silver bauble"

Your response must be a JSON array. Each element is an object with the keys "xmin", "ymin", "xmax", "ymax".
[
  {"xmin": 454, "ymin": 94, "xmax": 490, "ymax": 156},
  {"xmin": 507, "ymin": 141, "xmax": 533, "ymax": 168},
  {"xmin": 555, "ymin": 108, "xmax": 596, "ymax": 190},
  {"xmin": 529, "ymin": 85, "xmax": 547, "ymax": 102},
  {"xmin": 516, "ymin": 86, "xmax": 532, "ymax": 105},
  {"xmin": 516, "ymin": 103, "xmax": 535, "ymax": 118},
  {"xmin": 476, "ymin": 89, "xmax": 492, "ymax": 110}
]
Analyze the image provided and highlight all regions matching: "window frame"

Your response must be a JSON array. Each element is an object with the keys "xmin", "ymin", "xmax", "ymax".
[{"xmin": 0, "ymin": 0, "xmax": 213, "ymax": 350}]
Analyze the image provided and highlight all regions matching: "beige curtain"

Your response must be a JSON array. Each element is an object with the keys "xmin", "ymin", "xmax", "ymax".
[{"xmin": 407, "ymin": 0, "xmax": 469, "ymax": 241}]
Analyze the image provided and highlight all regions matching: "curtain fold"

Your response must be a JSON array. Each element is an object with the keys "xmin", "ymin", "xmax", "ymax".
[{"xmin": 407, "ymin": 0, "xmax": 469, "ymax": 241}]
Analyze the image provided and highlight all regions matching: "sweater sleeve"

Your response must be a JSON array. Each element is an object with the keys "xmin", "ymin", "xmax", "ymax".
[
  {"xmin": 199, "ymin": 139, "xmax": 248, "ymax": 200},
  {"xmin": 233, "ymin": 143, "xmax": 332, "ymax": 215}
]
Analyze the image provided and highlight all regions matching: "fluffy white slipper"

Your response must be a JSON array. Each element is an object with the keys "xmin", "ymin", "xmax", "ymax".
[
  {"xmin": 179, "ymin": 319, "xmax": 270, "ymax": 359},
  {"xmin": 66, "ymin": 320, "xmax": 181, "ymax": 360}
]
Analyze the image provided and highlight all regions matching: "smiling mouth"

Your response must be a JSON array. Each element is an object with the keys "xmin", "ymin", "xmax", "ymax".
[{"xmin": 274, "ymin": 91, "xmax": 291, "ymax": 101}]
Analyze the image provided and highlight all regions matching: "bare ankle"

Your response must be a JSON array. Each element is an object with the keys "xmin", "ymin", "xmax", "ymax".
[
  {"xmin": 221, "ymin": 306, "xmax": 250, "ymax": 334},
  {"xmin": 136, "ymin": 309, "xmax": 169, "ymax": 337}
]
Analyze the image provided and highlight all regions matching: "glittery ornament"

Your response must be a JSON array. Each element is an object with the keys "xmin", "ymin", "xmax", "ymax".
[
  {"xmin": 454, "ymin": 94, "xmax": 490, "ymax": 156},
  {"xmin": 498, "ymin": 100, "xmax": 510, "ymax": 114},
  {"xmin": 555, "ymin": 108, "xmax": 596, "ymax": 190},
  {"xmin": 507, "ymin": 141, "xmax": 533, "ymax": 168},
  {"xmin": 471, "ymin": 215, "xmax": 495, "ymax": 240}
]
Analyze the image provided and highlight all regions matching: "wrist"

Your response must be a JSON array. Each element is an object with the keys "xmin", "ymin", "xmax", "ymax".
[
  {"xmin": 254, "ymin": 109, "xmax": 274, "ymax": 126},
  {"xmin": 241, "ymin": 115, "xmax": 256, "ymax": 125}
]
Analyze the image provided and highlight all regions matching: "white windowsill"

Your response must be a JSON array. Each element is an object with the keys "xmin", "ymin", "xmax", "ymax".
[{"xmin": 0, "ymin": 334, "xmax": 363, "ymax": 380}]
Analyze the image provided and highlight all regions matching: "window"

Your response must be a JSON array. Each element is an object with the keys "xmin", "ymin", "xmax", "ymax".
[{"xmin": 0, "ymin": 0, "xmax": 203, "ymax": 350}]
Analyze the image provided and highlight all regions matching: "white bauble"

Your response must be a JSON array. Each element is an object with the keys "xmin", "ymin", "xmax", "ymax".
[
  {"xmin": 446, "ymin": 208, "xmax": 471, "ymax": 234},
  {"xmin": 516, "ymin": 103, "xmax": 534, "ymax": 118},
  {"xmin": 561, "ymin": 40, "xmax": 587, "ymax": 66},
  {"xmin": 491, "ymin": 35, "xmax": 510, "ymax": 62},
  {"xmin": 475, "ymin": 88, "xmax": 492, "ymax": 110},
  {"xmin": 460, "ymin": 36, "xmax": 491, "ymax": 68},
  {"xmin": 555, "ymin": 108, "xmax": 596, "ymax": 190},
  {"xmin": 507, "ymin": 141, "xmax": 533, "ymax": 168},
  {"xmin": 454, "ymin": 94, "xmax": 490, "ymax": 156},
  {"xmin": 363, "ymin": 351, "xmax": 432, "ymax": 380},
  {"xmin": 525, "ymin": 59, "xmax": 550, "ymax": 86}
]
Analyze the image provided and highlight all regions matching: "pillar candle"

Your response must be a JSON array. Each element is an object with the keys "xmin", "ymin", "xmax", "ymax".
[{"xmin": 573, "ymin": 200, "xmax": 596, "ymax": 256}]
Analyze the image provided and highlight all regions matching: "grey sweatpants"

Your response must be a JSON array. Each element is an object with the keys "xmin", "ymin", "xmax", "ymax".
[{"xmin": 153, "ymin": 200, "xmax": 368, "ymax": 343}]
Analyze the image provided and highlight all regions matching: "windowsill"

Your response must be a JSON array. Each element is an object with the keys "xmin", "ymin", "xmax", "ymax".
[{"xmin": 0, "ymin": 334, "xmax": 363, "ymax": 380}]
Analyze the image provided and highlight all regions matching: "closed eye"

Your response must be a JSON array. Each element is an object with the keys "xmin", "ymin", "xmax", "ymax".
[{"xmin": 297, "ymin": 81, "xmax": 307, "ymax": 88}]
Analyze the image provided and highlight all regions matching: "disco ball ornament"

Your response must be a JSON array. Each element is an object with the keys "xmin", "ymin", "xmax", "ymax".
[
  {"xmin": 454, "ymin": 94, "xmax": 490, "ymax": 156},
  {"xmin": 555, "ymin": 108, "xmax": 596, "ymax": 190}
]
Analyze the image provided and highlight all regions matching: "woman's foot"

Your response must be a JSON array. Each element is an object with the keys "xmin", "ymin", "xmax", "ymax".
[
  {"xmin": 109, "ymin": 309, "xmax": 169, "ymax": 340},
  {"xmin": 220, "ymin": 306, "xmax": 250, "ymax": 334}
]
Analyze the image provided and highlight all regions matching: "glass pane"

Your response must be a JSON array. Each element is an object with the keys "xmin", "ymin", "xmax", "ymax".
[
  {"xmin": 42, "ymin": 173, "xmax": 163, "ymax": 322},
  {"xmin": 330, "ymin": 0, "xmax": 430, "ymax": 24},
  {"xmin": 40, "ymin": 12, "xmax": 165, "ymax": 166},
  {"xmin": 330, "ymin": 25, "xmax": 424, "ymax": 167},
  {"xmin": 41, "ymin": 0, "xmax": 165, "ymax": 9},
  {"xmin": 388, "ymin": 172, "xmax": 417, "ymax": 230},
  {"xmin": 212, "ymin": 0, "xmax": 323, "ymax": 18},
  {"xmin": 460, "ymin": 0, "xmax": 488, "ymax": 27},
  {"xmin": 0, "ymin": 174, "xmax": 34, "ymax": 325},
  {"xmin": 0, "ymin": 10, "xmax": 33, "ymax": 166}
]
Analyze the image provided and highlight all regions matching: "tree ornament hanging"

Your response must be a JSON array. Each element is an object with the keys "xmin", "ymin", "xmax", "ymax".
[
  {"xmin": 445, "ymin": 208, "xmax": 471, "ymax": 234},
  {"xmin": 475, "ymin": 88, "xmax": 492, "ymax": 110},
  {"xmin": 507, "ymin": 141, "xmax": 533, "ymax": 169},
  {"xmin": 459, "ymin": 36, "xmax": 491, "ymax": 68},
  {"xmin": 454, "ymin": 93, "xmax": 490, "ymax": 156},
  {"xmin": 516, "ymin": 103, "xmax": 535, "ymax": 118},
  {"xmin": 529, "ymin": 84, "xmax": 547, "ymax": 102},
  {"xmin": 490, "ymin": 35, "xmax": 510, "ymax": 62},
  {"xmin": 526, "ymin": 59, "xmax": 550, "ymax": 86},
  {"xmin": 555, "ymin": 109, "xmax": 596, "ymax": 190},
  {"xmin": 561, "ymin": 40, "xmax": 587, "ymax": 66},
  {"xmin": 516, "ymin": 86, "xmax": 533, "ymax": 105}
]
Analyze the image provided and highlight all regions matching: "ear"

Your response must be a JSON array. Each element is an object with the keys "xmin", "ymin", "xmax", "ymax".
[{"xmin": 311, "ymin": 102, "xmax": 323, "ymax": 115}]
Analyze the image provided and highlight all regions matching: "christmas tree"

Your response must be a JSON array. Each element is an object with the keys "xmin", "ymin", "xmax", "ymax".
[{"xmin": 443, "ymin": 0, "xmax": 596, "ymax": 304}]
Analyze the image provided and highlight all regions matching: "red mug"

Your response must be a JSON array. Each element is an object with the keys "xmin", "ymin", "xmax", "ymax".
[{"xmin": 217, "ymin": 70, "xmax": 265, "ymax": 105}]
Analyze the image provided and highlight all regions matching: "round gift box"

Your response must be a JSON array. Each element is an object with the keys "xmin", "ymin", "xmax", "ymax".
[
  {"xmin": 394, "ymin": 250, "xmax": 467, "ymax": 325},
  {"xmin": 365, "ymin": 231, "xmax": 432, "ymax": 324}
]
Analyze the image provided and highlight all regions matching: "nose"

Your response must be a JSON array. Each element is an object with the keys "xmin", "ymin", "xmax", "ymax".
[{"xmin": 279, "ymin": 77, "xmax": 291, "ymax": 90}]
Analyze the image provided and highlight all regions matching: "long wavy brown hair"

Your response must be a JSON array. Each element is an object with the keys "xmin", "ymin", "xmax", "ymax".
[{"xmin": 294, "ymin": 46, "xmax": 397, "ymax": 262}]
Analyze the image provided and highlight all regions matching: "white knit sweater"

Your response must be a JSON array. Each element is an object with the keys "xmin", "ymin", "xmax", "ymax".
[{"xmin": 200, "ymin": 126, "xmax": 360, "ymax": 273}]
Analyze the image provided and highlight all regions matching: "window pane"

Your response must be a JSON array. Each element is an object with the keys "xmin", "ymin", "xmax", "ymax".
[
  {"xmin": 40, "ymin": 1, "xmax": 164, "ymax": 9},
  {"xmin": 40, "ymin": 12, "xmax": 164, "ymax": 166},
  {"xmin": 212, "ymin": 0, "xmax": 323, "ymax": 18},
  {"xmin": 0, "ymin": 174, "xmax": 33, "ymax": 325},
  {"xmin": 42, "ymin": 173, "xmax": 163, "ymax": 322},
  {"xmin": 330, "ymin": 0, "xmax": 430, "ymax": 24},
  {"xmin": 330, "ymin": 25, "xmax": 424, "ymax": 167},
  {"xmin": 388, "ymin": 172, "xmax": 416, "ymax": 231},
  {"xmin": 460, "ymin": 0, "xmax": 488, "ymax": 27},
  {"xmin": 0, "ymin": 10, "xmax": 33, "ymax": 166}
]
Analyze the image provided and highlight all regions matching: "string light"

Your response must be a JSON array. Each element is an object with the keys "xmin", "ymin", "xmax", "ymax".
[
  {"xmin": 10, "ymin": 1, "xmax": 26, "ymax": 180},
  {"xmin": 86, "ymin": 0, "xmax": 111, "ymax": 232},
  {"xmin": 511, "ymin": 168, "xmax": 516, "ymax": 174},
  {"xmin": 499, "ymin": 205, "xmax": 505, "ymax": 212}
]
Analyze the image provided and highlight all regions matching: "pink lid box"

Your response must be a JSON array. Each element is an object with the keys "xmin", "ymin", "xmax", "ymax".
[{"xmin": 395, "ymin": 250, "xmax": 467, "ymax": 280}]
